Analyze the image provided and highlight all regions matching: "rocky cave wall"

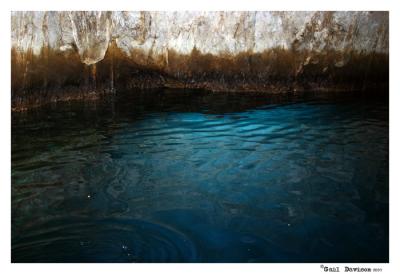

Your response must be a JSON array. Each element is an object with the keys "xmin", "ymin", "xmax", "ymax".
[{"xmin": 11, "ymin": 11, "xmax": 389, "ymax": 110}]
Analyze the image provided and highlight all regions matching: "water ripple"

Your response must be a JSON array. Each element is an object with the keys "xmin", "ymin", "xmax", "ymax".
[
  {"xmin": 11, "ymin": 91, "xmax": 389, "ymax": 262},
  {"xmin": 12, "ymin": 217, "xmax": 197, "ymax": 263}
]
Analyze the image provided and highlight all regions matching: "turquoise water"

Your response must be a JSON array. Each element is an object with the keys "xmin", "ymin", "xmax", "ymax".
[{"xmin": 12, "ymin": 90, "xmax": 389, "ymax": 262}]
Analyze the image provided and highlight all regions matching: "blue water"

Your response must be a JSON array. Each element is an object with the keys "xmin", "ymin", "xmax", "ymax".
[{"xmin": 11, "ymin": 90, "xmax": 389, "ymax": 262}]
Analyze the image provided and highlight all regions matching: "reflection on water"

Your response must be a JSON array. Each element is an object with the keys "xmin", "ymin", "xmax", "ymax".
[{"xmin": 12, "ymin": 90, "xmax": 389, "ymax": 262}]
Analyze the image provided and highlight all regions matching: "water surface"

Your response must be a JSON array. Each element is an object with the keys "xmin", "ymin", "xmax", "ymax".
[{"xmin": 12, "ymin": 90, "xmax": 389, "ymax": 262}]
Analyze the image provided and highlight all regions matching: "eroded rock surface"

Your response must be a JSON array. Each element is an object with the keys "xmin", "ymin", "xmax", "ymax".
[{"xmin": 11, "ymin": 11, "xmax": 389, "ymax": 110}]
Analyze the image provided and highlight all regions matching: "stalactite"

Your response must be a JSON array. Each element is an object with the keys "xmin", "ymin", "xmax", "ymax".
[
  {"xmin": 42, "ymin": 11, "xmax": 49, "ymax": 90},
  {"xmin": 68, "ymin": 11, "xmax": 112, "ymax": 65},
  {"xmin": 110, "ymin": 40, "xmax": 115, "ymax": 92},
  {"xmin": 91, "ymin": 64, "xmax": 97, "ymax": 90}
]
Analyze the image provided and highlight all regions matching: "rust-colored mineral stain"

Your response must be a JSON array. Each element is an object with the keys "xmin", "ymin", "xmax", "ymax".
[
  {"xmin": 11, "ymin": 43, "xmax": 389, "ymax": 111},
  {"xmin": 10, "ymin": 11, "xmax": 389, "ymax": 110}
]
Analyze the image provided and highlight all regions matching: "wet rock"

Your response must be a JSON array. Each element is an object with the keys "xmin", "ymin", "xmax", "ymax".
[{"xmin": 11, "ymin": 11, "xmax": 389, "ymax": 110}]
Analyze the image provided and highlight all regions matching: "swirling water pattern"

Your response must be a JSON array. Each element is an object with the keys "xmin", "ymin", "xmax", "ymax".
[{"xmin": 12, "ymin": 90, "xmax": 388, "ymax": 262}]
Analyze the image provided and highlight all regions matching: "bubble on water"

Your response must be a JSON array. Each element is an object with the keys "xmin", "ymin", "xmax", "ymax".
[{"xmin": 79, "ymin": 240, "xmax": 90, "ymax": 246}]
